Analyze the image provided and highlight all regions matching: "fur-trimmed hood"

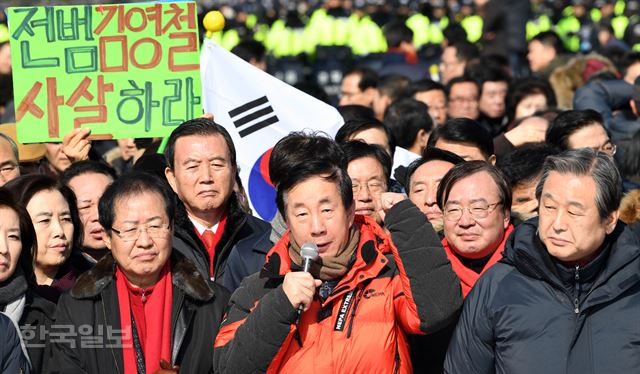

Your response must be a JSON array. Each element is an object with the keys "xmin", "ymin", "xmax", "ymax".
[
  {"xmin": 549, "ymin": 53, "xmax": 618, "ymax": 109},
  {"xmin": 70, "ymin": 250, "xmax": 215, "ymax": 302},
  {"xmin": 620, "ymin": 189, "xmax": 640, "ymax": 225}
]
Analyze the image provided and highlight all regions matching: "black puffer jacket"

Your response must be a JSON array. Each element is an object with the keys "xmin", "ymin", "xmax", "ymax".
[{"xmin": 445, "ymin": 219, "xmax": 640, "ymax": 374}]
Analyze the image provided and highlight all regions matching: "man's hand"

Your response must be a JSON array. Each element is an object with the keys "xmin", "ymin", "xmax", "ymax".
[
  {"xmin": 61, "ymin": 128, "xmax": 92, "ymax": 163},
  {"xmin": 282, "ymin": 272, "xmax": 321, "ymax": 312},
  {"xmin": 504, "ymin": 116, "xmax": 548, "ymax": 147},
  {"xmin": 374, "ymin": 192, "xmax": 408, "ymax": 223}
]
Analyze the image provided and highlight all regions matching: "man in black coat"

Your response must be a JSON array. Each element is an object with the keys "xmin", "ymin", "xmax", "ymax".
[
  {"xmin": 165, "ymin": 118, "xmax": 272, "ymax": 292},
  {"xmin": 46, "ymin": 172, "xmax": 229, "ymax": 373},
  {"xmin": 445, "ymin": 149, "xmax": 640, "ymax": 373}
]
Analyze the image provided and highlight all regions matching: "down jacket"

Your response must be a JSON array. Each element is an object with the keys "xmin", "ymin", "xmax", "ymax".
[
  {"xmin": 214, "ymin": 200, "xmax": 462, "ymax": 373},
  {"xmin": 445, "ymin": 218, "xmax": 640, "ymax": 374}
]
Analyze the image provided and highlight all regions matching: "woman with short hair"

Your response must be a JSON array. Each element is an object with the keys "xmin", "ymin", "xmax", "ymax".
[{"xmin": 0, "ymin": 187, "xmax": 55, "ymax": 372}]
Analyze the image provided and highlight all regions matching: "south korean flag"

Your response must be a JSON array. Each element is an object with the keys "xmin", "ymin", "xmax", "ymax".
[{"xmin": 200, "ymin": 39, "xmax": 344, "ymax": 220}]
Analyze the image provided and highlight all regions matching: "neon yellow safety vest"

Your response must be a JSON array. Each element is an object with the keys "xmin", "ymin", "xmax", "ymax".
[
  {"xmin": 556, "ymin": 16, "xmax": 581, "ymax": 52},
  {"xmin": 277, "ymin": 27, "xmax": 308, "ymax": 57},
  {"xmin": 253, "ymin": 23, "xmax": 270, "ymax": 43},
  {"xmin": 221, "ymin": 29, "xmax": 240, "ymax": 51},
  {"xmin": 333, "ymin": 16, "xmax": 352, "ymax": 46},
  {"xmin": 350, "ymin": 15, "xmax": 386, "ymax": 55},
  {"xmin": 210, "ymin": 31, "xmax": 223, "ymax": 47},
  {"xmin": 246, "ymin": 14, "xmax": 257, "ymax": 29},
  {"xmin": 306, "ymin": 8, "xmax": 352, "ymax": 47},
  {"xmin": 461, "ymin": 15, "xmax": 483, "ymax": 43},
  {"xmin": 265, "ymin": 19, "xmax": 287, "ymax": 52},
  {"xmin": 615, "ymin": 1, "xmax": 625, "ymax": 16},
  {"xmin": 265, "ymin": 18, "xmax": 310, "ymax": 57},
  {"xmin": 612, "ymin": 15, "xmax": 628, "ymax": 40},
  {"xmin": 407, "ymin": 13, "xmax": 430, "ymax": 48},
  {"xmin": 305, "ymin": 8, "xmax": 327, "ymax": 48},
  {"xmin": 429, "ymin": 17, "xmax": 448, "ymax": 45},
  {"xmin": 526, "ymin": 14, "xmax": 552, "ymax": 40}
]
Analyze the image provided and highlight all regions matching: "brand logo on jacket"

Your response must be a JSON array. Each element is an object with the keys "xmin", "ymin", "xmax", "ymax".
[{"xmin": 363, "ymin": 289, "xmax": 385, "ymax": 299}]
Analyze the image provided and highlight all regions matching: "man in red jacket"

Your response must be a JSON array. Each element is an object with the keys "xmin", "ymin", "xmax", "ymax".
[
  {"xmin": 214, "ymin": 132, "xmax": 462, "ymax": 373},
  {"xmin": 437, "ymin": 160, "xmax": 514, "ymax": 297}
]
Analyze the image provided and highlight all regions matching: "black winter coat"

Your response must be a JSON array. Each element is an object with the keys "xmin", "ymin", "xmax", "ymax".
[
  {"xmin": 173, "ymin": 194, "xmax": 272, "ymax": 292},
  {"xmin": 21, "ymin": 290, "xmax": 55, "ymax": 373},
  {"xmin": 45, "ymin": 251, "xmax": 229, "ymax": 374},
  {"xmin": 0, "ymin": 269, "xmax": 55, "ymax": 374},
  {"xmin": 445, "ymin": 219, "xmax": 640, "ymax": 374},
  {"xmin": 0, "ymin": 313, "xmax": 30, "ymax": 374}
]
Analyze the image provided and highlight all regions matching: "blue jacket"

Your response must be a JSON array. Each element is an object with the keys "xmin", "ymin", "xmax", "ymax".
[
  {"xmin": 573, "ymin": 79, "xmax": 640, "ymax": 143},
  {"xmin": 0, "ymin": 313, "xmax": 31, "ymax": 374},
  {"xmin": 445, "ymin": 219, "xmax": 640, "ymax": 374}
]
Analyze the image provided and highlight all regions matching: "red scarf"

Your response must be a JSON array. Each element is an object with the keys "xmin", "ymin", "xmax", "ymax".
[
  {"xmin": 443, "ymin": 224, "xmax": 514, "ymax": 297},
  {"xmin": 116, "ymin": 262, "xmax": 173, "ymax": 374},
  {"xmin": 195, "ymin": 213, "xmax": 227, "ymax": 277},
  {"xmin": 387, "ymin": 47, "xmax": 418, "ymax": 64}
]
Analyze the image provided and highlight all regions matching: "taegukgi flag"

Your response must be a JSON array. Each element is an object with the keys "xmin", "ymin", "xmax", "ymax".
[{"xmin": 200, "ymin": 39, "xmax": 344, "ymax": 221}]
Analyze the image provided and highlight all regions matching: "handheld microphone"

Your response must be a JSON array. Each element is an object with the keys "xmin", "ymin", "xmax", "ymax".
[
  {"xmin": 295, "ymin": 242, "xmax": 319, "ymax": 324},
  {"xmin": 300, "ymin": 242, "xmax": 319, "ymax": 274}
]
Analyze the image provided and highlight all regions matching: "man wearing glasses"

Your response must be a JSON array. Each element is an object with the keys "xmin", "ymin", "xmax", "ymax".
[
  {"xmin": 436, "ymin": 161, "xmax": 513, "ymax": 297},
  {"xmin": 48, "ymin": 172, "xmax": 229, "ymax": 373},
  {"xmin": 445, "ymin": 150, "xmax": 640, "ymax": 373},
  {"xmin": 341, "ymin": 140, "xmax": 392, "ymax": 225},
  {"xmin": 446, "ymin": 77, "xmax": 480, "ymax": 121}
]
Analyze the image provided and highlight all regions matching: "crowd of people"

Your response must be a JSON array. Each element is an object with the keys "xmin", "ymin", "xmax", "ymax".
[{"xmin": 0, "ymin": 0, "xmax": 640, "ymax": 373}]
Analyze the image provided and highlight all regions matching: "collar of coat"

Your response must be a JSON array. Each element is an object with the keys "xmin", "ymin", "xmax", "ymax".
[
  {"xmin": 175, "ymin": 193, "xmax": 247, "ymax": 241},
  {"xmin": 174, "ymin": 193, "xmax": 253, "ymax": 263},
  {"xmin": 501, "ymin": 218, "xmax": 640, "ymax": 296},
  {"xmin": 70, "ymin": 250, "xmax": 215, "ymax": 302},
  {"xmin": 260, "ymin": 215, "xmax": 392, "ymax": 299}
]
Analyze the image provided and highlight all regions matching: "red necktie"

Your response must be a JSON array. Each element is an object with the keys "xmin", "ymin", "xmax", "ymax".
[
  {"xmin": 202, "ymin": 229, "xmax": 216, "ymax": 277},
  {"xmin": 202, "ymin": 229, "xmax": 215, "ymax": 251}
]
